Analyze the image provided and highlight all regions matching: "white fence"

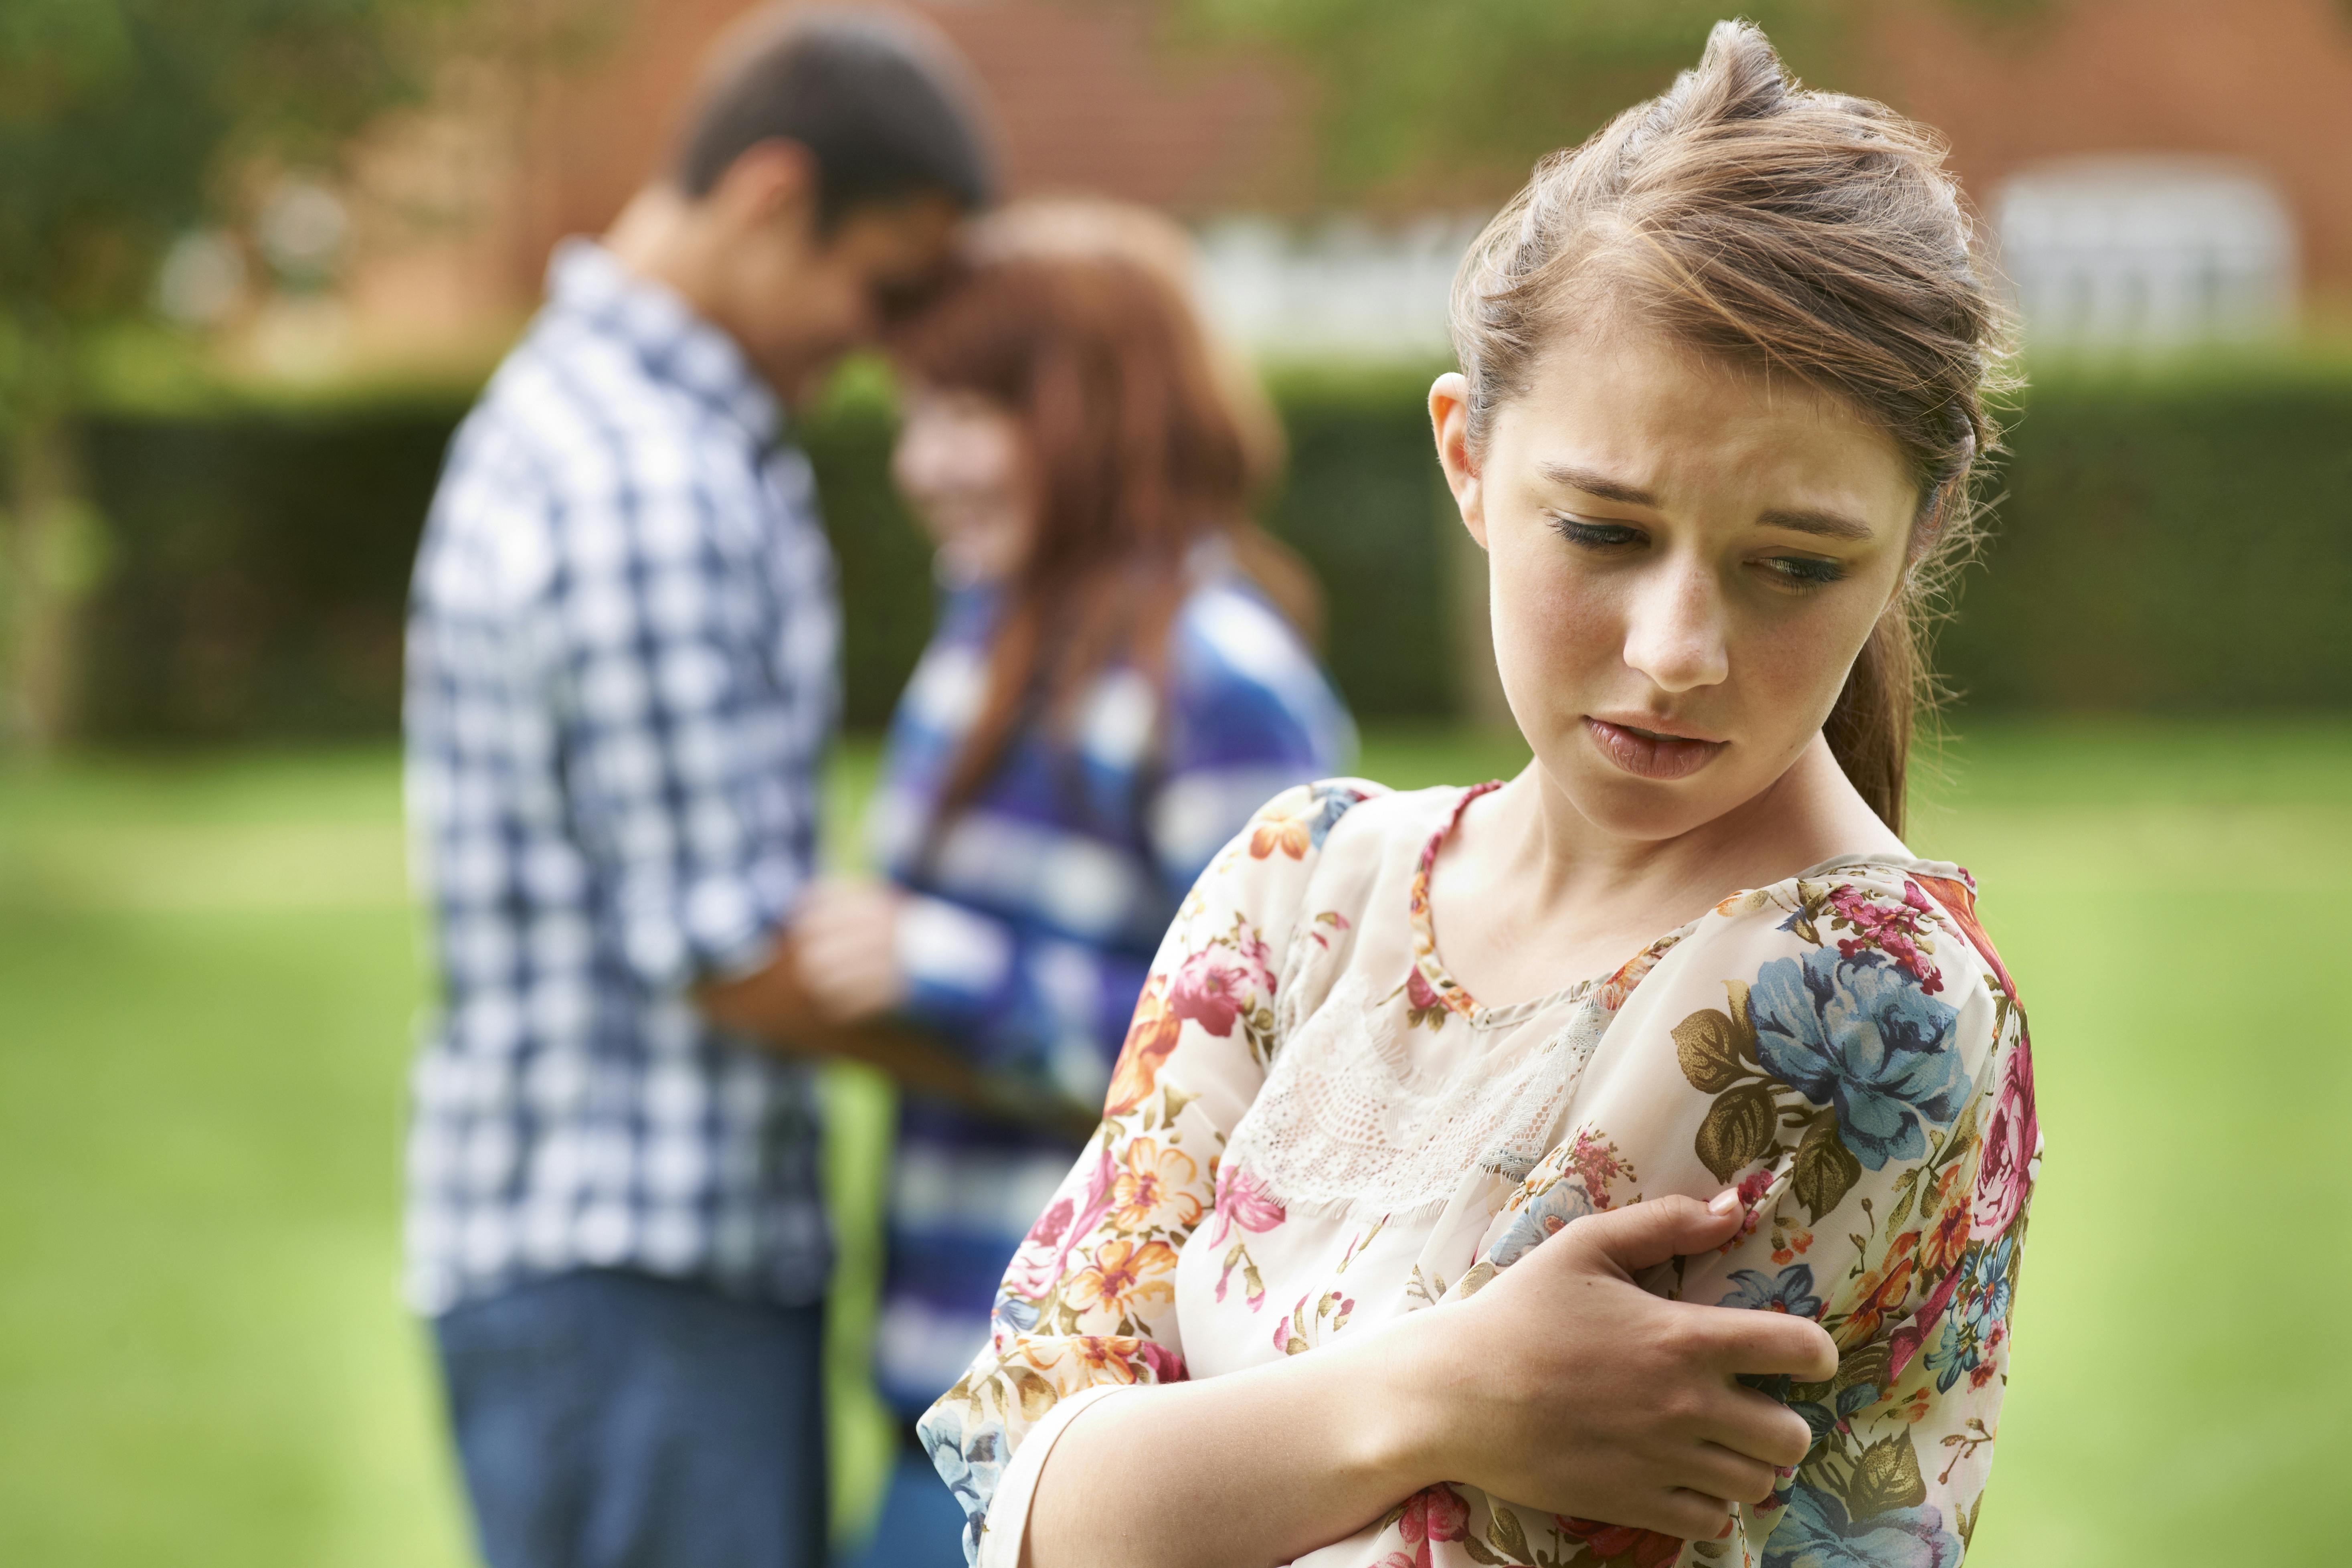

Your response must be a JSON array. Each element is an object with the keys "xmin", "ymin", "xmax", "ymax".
[
  {"xmin": 1192, "ymin": 214, "xmax": 1490, "ymax": 362},
  {"xmin": 1991, "ymin": 156, "xmax": 2298, "ymax": 352}
]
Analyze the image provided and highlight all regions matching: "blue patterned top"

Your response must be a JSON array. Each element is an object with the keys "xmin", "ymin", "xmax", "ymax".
[{"xmin": 865, "ymin": 559, "xmax": 1353, "ymax": 1412}]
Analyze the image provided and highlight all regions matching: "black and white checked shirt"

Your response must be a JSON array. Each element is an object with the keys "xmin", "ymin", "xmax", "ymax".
[{"xmin": 402, "ymin": 241, "xmax": 839, "ymax": 1315}]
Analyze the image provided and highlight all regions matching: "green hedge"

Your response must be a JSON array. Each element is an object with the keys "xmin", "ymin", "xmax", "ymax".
[
  {"xmin": 1942, "ymin": 362, "xmax": 2352, "ymax": 709},
  {"xmin": 66, "ymin": 357, "xmax": 2352, "ymax": 741},
  {"xmin": 77, "ymin": 399, "xmax": 453, "ymax": 740},
  {"xmin": 71, "ymin": 368, "xmax": 1457, "ymax": 739}
]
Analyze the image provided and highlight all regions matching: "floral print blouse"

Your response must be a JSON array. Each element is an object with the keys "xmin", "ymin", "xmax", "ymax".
[{"xmin": 920, "ymin": 779, "xmax": 2040, "ymax": 1568}]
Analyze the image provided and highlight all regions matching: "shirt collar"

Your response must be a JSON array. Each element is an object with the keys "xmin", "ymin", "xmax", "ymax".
[{"xmin": 544, "ymin": 239, "xmax": 783, "ymax": 446}]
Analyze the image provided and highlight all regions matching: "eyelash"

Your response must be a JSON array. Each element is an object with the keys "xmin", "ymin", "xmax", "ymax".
[
  {"xmin": 1545, "ymin": 513, "xmax": 1849, "ymax": 593},
  {"xmin": 1762, "ymin": 556, "xmax": 1846, "ymax": 591},
  {"xmin": 1548, "ymin": 516, "xmax": 1642, "ymax": 550}
]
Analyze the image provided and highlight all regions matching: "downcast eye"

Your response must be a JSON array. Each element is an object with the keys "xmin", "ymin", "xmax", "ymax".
[
  {"xmin": 1764, "ymin": 555, "xmax": 1845, "ymax": 587},
  {"xmin": 1549, "ymin": 515, "xmax": 1643, "ymax": 548}
]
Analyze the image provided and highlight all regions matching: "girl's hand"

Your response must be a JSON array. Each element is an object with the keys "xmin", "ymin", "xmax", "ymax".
[
  {"xmin": 788, "ymin": 877, "xmax": 908, "ymax": 1023},
  {"xmin": 1376, "ymin": 1190, "xmax": 1836, "ymax": 1542}
]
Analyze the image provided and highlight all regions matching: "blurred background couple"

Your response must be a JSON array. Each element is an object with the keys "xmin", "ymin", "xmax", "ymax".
[{"xmin": 401, "ymin": 7, "xmax": 1353, "ymax": 1567}]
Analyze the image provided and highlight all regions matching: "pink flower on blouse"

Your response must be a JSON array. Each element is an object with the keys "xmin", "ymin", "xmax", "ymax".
[
  {"xmin": 1169, "ymin": 949, "xmax": 1257, "ymax": 1038},
  {"xmin": 1406, "ymin": 966, "xmax": 1442, "ymax": 1012},
  {"xmin": 1005, "ymin": 1145, "xmax": 1118, "ymax": 1300},
  {"xmin": 1402, "ymin": 963, "xmax": 1462, "ymax": 1030},
  {"xmin": 1555, "ymin": 1516, "xmax": 1684, "ymax": 1568},
  {"xmin": 1134, "ymin": 1337, "xmax": 1186, "ymax": 1384},
  {"xmin": 1827, "ymin": 881, "xmax": 1944, "ymax": 993},
  {"xmin": 1065, "ymin": 1334, "xmax": 1188, "ymax": 1386},
  {"xmin": 1970, "ymin": 1036, "xmax": 2039, "ymax": 1240},
  {"xmin": 1237, "ymin": 929, "xmax": 1278, "ymax": 992},
  {"xmin": 1889, "ymin": 1254, "xmax": 1966, "ymax": 1379},
  {"xmin": 1024, "ymin": 1198, "xmax": 1073, "ymax": 1250},
  {"xmin": 1209, "ymin": 1160, "xmax": 1286, "ymax": 1246},
  {"xmin": 1375, "ymin": 1485, "xmax": 1472, "ymax": 1568}
]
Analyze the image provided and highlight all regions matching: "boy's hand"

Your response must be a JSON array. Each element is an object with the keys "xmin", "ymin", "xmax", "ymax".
[{"xmin": 787, "ymin": 877, "xmax": 908, "ymax": 1023}]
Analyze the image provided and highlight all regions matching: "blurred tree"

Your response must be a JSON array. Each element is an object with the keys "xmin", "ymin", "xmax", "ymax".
[
  {"xmin": 0, "ymin": 0, "xmax": 459, "ymax": 749},
  {"xmin": 1166, "ymin": 0, "xmax": 2063, "ymax": 201}
]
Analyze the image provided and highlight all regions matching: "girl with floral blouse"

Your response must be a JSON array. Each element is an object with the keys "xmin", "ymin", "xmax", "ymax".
[{"xmin": 920, "ymin": 23, "xmax": 2039, "ymax": 1568}]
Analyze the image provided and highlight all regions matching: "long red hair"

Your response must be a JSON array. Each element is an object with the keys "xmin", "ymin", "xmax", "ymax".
[{"xmin": 889, "ymin": 250, "xmax": 1253, "ymax": 825}]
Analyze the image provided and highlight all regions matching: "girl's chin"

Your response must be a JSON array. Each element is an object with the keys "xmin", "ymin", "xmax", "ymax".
[{"xmin": 1535, "ymin": 753, "xmax": 1743, "ymax": 843}]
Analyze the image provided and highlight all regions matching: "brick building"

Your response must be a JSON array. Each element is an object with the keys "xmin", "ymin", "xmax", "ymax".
[{"xmin": 325, "ymin": 0, "xmax": 2352, "ymax": 367}]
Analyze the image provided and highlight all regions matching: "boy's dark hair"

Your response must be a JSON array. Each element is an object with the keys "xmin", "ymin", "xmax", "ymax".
[{"xmin": 675, "ymin": 6, "xmax": 996, "ymax": 225}]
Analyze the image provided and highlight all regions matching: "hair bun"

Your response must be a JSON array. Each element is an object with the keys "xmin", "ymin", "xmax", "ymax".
[{"xmin": 1687, "ymin": 20, "xmax": 1793, "ymax": 125}]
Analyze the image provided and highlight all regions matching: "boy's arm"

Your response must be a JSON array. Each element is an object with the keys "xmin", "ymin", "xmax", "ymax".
[{"xmin": 695, "ymin": 948, "xmax": 1097, "ymax": 1138}]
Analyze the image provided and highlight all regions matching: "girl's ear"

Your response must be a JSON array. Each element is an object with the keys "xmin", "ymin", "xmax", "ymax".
[{"xmin": 1428, "ymin": 372, "xmax": 1490, "ymax": 550}]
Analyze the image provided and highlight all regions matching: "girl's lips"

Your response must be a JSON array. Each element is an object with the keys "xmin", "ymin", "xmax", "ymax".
[{"xmin": 1584, "ymin": 717, "xmax": 1727, "ymax": 780}]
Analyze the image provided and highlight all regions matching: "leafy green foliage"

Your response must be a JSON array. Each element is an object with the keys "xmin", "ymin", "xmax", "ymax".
[
  {"xmin": 0, "ymin": 0, "xmax": 449, "ymax": 320},
  {"xmin": 1161, "ymin": 1, "xmax": 2092, "ymax": 200},
  {"xmin": 1165, "ymin": 0, "xmax": 1861, "ymax": 198}
]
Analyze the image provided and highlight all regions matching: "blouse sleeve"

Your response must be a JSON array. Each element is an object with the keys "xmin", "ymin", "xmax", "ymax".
[
  {"xmin": 1459, "ymin": 867, "xmax": 2038, "ymax": 1568},
  {"xmin": 916, "ymin": 779, "xmax": 1381, "ymax": 1567}
]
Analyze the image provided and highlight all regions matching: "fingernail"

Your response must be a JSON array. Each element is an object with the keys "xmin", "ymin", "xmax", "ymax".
[{"xmin": 1709, "ymin": 1188, "xmax": 1741, "ymax": 1216}]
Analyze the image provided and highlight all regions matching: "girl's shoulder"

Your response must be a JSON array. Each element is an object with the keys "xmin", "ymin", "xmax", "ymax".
[
  {"xmin": 1172, "ymin": 781, "xmax": 1489, "ymax": 953},
  {"xmin": 1665, "ymin": 853, "xmax": 2021, "ymax": 1020},
  {"xmin": 1237, "ymin": 778, "xmax": 1481, "ymax": 872},
  {"xmin": 1172, "ymin": 777, "xmax": 1408, "ymax": 913}
]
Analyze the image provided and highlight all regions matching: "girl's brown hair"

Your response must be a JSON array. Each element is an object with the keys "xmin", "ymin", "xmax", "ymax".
[
  {"xmin": 1450, "ymin": 21, "xmax": 2013, "ymax": 832},
  {"xmin": 889, "ymin": 247, "xmax": 1253, "ymax": 823}
]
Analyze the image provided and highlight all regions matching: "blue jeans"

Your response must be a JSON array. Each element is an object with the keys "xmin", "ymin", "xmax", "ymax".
[
  {"xmin": 434, "ymin": 1269, "xmax": 828, "ymax": 1568},
  {"xmin": 836, "ymin": 1436, "xmax": 971, "ymax": 1568}
]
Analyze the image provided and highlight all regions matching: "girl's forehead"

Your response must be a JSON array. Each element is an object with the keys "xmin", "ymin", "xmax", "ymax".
[
  {"xmin": 1497, "ymin": 330, "xmax": 1913, "ymax": 518},
  {"xmin": 1527, "ymin": 325, "xmax": 1853, "ymax": 429}
]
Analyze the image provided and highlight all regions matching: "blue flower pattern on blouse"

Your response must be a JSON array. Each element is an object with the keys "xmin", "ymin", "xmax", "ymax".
[
  {"xmin": 1766, "ymin": 1482, "xmax": 1964, "ymax": 1568},
  {"xmin": 1751, "ymin": 947, "xmax": 1972, "ymax": 1170},
  {"xmin": 1720, "ymin": 1263, "xmax": 1826, "ymax": 1319}
]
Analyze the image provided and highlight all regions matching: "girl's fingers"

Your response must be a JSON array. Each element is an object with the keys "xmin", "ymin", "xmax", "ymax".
[
  {"xmin": 1709, "ymin": 1309, "xmax": 1838, "ymax": 1382},
  {"xmin": 1681, "ymin": 1440, "xmax": 1780, "ymax": 1506},
  {"xmin": 1697, "ymin": 1386, "xmax": 1816, "ymax": 1471},
  {"xmin": 1645, "ymin": 1488, "xmax": 1739, "ymax": 1542}
]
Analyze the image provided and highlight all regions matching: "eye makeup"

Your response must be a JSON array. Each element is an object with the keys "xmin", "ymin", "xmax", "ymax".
[
  {"xmin": 1545, "ymin": 512, "xmax": 1644, "ymax": 550},
  {"xmin": 1758, "ymin": 553, "xmax": 1846, "ymax": 590}
]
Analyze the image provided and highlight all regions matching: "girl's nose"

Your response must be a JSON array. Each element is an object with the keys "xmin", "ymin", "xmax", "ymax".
[{"xmin": 1620, "ymin": 557, "xmax": 1730, "ymax": 694}]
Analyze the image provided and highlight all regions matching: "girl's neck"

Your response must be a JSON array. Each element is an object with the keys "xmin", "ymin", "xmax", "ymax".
[
  {"xmin": 1516, "ymin": 735, "xmax": 1899, "ymax": 904},
  {"xmin": 1429, "ymin": 734, "xmax": 1906, "ymax": 1009}
]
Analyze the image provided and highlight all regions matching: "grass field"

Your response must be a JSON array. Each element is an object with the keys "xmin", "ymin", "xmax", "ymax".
[{"xmin": 2, "ymin": 720, "xmax": 2348, "ymax": 1567}]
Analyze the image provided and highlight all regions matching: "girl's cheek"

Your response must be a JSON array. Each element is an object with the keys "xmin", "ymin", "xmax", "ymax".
[{"xmin": 1522, "ymin": 571, "xmax": 1608, "ymax": 668}]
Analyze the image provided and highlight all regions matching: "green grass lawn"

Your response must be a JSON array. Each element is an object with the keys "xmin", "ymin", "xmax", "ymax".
[{"xmin": 2, "ymin": 720, "xmax": 2347, "ymax": 1567}]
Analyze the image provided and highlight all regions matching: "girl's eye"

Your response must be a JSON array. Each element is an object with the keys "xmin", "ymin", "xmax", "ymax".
[
  {"xmin": 1762, "ymin": 554, "xmax": 1846, "ymax": 589},
  {"xmin": 1549, "ymin": 515, "xmax": 1644, "ymax": 550}
]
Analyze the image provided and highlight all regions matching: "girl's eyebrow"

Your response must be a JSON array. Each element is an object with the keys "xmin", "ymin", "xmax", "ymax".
[
  {"xmin": 1537, "ymin": 462, "xmax": 1656, "ymax": 506},
  {"xmin": 1756, "ymin": 506, "xmax": 1875, "ymax": 541},
  {"xmin": 1539, "ymin": 461, "xmax": 1876, "ymax": 542}
]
